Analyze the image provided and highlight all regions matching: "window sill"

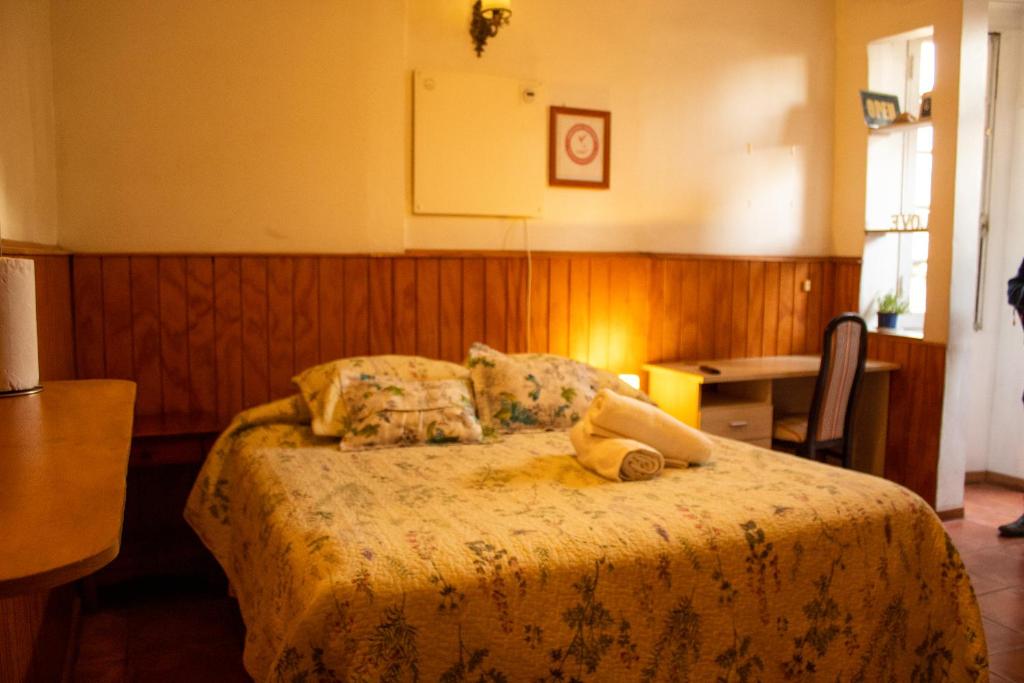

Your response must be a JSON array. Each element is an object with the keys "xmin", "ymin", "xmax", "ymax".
[{"xmin": 868, "ymin": 326, "xmax": 925, "ymax": 340}]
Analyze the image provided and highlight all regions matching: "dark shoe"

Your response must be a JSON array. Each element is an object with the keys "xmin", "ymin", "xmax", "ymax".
[{"xmin": 998, "ymin": 515, "xmax": 1024, "ymax": 537}]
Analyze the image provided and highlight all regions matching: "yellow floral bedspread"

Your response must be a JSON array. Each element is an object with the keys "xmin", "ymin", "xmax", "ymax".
[{"xmin": 185, "ymin": 396, "xmax": 987, "ymax": 682}]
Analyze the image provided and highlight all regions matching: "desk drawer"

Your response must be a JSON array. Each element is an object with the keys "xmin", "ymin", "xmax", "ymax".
[{"xmin": 700, "ymin": 402, "xmax": 772, "ymax": 442}]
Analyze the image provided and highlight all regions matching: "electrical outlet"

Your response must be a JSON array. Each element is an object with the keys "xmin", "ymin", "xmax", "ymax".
[{"xmin": 802, "ymin": 279, "xmax": 812, "ymax": 293}]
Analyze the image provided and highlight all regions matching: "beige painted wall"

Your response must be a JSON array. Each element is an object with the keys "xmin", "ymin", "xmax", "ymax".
[
  {"xmin": 50, "ymin": 0, "xmax": 836, "ymax": 256},
  {"xmin": 0, "ymin": 0, "xmax": 59, "ymax": 246},
  {"xmin": 833, "ymin": 0, "xmax": 967, "ymax": 342},
  {"xmin": 405, "ymin": 0, "xmax": 836, "ymax": 256},
  {"xmin": 52, "ymin": 1, "xmax": 407, "ymax": 253}
]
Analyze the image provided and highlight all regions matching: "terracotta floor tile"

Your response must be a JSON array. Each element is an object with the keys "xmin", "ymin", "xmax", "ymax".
[
  {"xmin": 990, "ymin": 646, "xmax": 1024, "ymax": 682},
  {"xmin": 986, "ymin": 618, "xmax": 1024, "ymax": 656},
  {"xmin": 76, "ymin": 610, "xmax": 129, "ymax": 664},
  {"xmin": 979, "ymin": 588, "xmax": 1024, "ymax": 633},
  {"xmin": 128, "ymin": 642, "xmax": 252, "ymax": 683},
  {"xmin": 971, "ymin": 570, "xmax": 1015, "ymax": 597}
]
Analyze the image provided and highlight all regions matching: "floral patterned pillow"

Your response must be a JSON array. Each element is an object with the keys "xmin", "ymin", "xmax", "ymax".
[
  {"xmin": 465, "ymin": 344, "xmax": 587, "ymax": 433},
  {"xmin": 293, "ymin": 355, "xmax": 470, "ymax": 437},
  {"xmin": 338, "ymin": 373, "xmax": 483, "ymax": 450}
]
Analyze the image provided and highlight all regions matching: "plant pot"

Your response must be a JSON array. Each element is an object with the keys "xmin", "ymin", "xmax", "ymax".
[{"xmin": 877, "ymin": 312, "xmax": 899, "ymax": 329}]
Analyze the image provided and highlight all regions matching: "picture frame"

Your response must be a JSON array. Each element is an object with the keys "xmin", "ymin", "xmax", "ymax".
[
  {"xmin": 859, "ymin": 90, "xmax": 901, "ymax": 129},
  {"xmin": 549, "ymin": 106, "xmax": 611, "ymax": 189}
]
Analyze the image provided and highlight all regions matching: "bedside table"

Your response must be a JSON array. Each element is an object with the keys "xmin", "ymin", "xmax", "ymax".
[{"xmin": 0, "ymin": 380, "xmax": 135, "ymax": 682}]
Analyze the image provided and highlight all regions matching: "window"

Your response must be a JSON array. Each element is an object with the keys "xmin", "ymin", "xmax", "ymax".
[{"xmin": 860, "ymin": 29, "xmax": 935, "ymax": 334}]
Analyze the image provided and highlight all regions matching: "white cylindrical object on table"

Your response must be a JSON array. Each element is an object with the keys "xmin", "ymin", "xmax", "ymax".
[{"xmin": 0, "ymin": 257, "xmax": 40, "ymax": 393}]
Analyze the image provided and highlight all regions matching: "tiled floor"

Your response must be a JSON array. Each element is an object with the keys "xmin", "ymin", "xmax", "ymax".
[
  {"xmin": 947, "ymin": 483, "xmax": 1024, "ymax": 682},
  {"xmin": 74, "ymin": 484, "xmax": 1024, "ymax": 682},
  {"xmin": 74, "ymin": 578, "xmax": 249, "ymax": 682}
]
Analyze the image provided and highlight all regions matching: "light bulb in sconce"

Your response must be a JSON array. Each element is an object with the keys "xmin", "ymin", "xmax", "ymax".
[
  {"xmin": 618, "ymin": 373, "xmax": 641, "ymax": 391},
  {"xmin": 470, "ymin": 0, "xmax": 511, "ymax": 57},
  {"xmin": 480, "ymin": 0, "xmax": 511, "ymax": 12}
]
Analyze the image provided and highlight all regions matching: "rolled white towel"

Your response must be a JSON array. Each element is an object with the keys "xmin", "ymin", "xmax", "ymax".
[
  {"xmin": 569, "ymin": 421, "xmax": 664, "ymax": 482},
  {"xmin": 586, "ymin": 388, "xmax": 714, "ymax": 466}
]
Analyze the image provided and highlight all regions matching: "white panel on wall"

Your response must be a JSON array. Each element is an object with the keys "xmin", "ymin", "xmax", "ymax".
[{"xmin": 413, "ymin": 70, "xmax": 544, "ymax": 218}]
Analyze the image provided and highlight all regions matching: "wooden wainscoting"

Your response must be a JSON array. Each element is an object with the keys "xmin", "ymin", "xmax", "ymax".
[
  {"xmin": 70, "ymin": 252, "xmax": 858, "ymax": 426},
  {"xmin": 867, "ymin": 335, "xmax": 946, "ymax": 507}
]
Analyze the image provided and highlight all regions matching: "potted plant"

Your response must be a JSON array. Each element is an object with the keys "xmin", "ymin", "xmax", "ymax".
[{"xmin": 876, "ymin": 291, "xmax": 909, "ymax": 330}]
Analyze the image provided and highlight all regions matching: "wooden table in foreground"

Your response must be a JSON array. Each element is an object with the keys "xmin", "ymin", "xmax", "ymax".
[
  {"xmin": 644, "ymin": 355, "xmax": 899, "ymax": 475},
  {"xmin": 0, "ymin": 380, "xmax": 135, "ymax": 682}
]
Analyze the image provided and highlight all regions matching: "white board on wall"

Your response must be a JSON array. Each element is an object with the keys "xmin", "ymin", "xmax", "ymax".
[{"xmin": 413, "ymin": 70, "xmax": 544, "ymax": 218}]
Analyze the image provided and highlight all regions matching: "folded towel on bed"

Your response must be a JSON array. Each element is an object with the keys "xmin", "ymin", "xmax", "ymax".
[
  {"xmin": 586, "ymin": 388, "xmax": 714, "ymax": 466},
  {"xmin": 569, "ymin": 421, "xmax": 664, "ymax": 481}
]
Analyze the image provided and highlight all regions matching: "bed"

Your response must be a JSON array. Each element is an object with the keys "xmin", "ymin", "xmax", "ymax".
[{"xmin": 185, "ymin": 394, "xmax": 988, "ymax": 682}]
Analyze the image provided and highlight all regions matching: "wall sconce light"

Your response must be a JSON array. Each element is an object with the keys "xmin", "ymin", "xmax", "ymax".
[{"xmin": 471, "ymin": 0, "xmax": 511, "ymax": 57}]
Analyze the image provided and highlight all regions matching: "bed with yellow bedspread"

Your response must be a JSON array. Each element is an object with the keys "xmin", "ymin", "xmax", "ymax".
[{"xmin": 185, "ymin": 395, "xmax": 987, "ymax": 682}]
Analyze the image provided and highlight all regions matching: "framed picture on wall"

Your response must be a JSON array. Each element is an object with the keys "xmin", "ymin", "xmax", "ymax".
[{"xmin": 549, "ymin": 106, "xmax": 611, "ymax": 189}]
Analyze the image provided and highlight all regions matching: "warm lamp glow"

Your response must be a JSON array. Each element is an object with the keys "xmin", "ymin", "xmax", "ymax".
[
  {"xmin": 618, "ymin": 373, "xmax": 641, "ymax": 391},
  {"xmin": 480, "ymin": 0, "xmax": 511, "ymax": 13}
]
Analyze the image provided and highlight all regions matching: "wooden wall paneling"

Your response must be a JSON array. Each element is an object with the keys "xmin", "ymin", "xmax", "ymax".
[
  {"xmin": 834, "ymin": 261, "xmax": 861, "ymax": 314},
  {"xmin": 528, "ymin": 256, "xmax": 550, "ymax": 355},
  {"xmin": 607, "ymin": 257, "xmax": 631, "ymax": 372},
  {"xmin": 507, "ymin": 257, "xmax": 527, "ymax": 353},
  {"xmin": 882, "ymin": 339, "xmax": 912, "ymax": 488},
  {"xmin": 696, "ymin": 260, "xmax": 716, "ymax": 360},
  {"xmin": 657, "ymin": 259, "xmax": 682, "ymax": 363},
  {"xmin": 919, "ymin": 344, "xmax": 947, "ymax": 502},
  {"xmin": 213, "ymin": 257, "xmax": 243, "ymax": 424},
  {"xmin": 623, "ymin": 257, "xmax": 651, "ymax": 373},
  {"xmin": 792, "ymin": 261, "xmax": 808, "ymax": 354},
  {"xmin": 746, "ymin": 261, "xmax": 765, "ymax": 357},
  {"xmin": 267, "ymin": 257, "xmax": 295, "ymax": 399},
  {"xmin": 135, "ymin": 258, "xmax": 167, "ymax": 418},
  {"xmin": 461, "ymin": 259, "xmax": 485, "ymax": 354},
  {"xmin": 712, "ymin": 261, "xmax": 733, "ymax": 360},
  {"xmin": 567, "ymin": 257, "xmax": 590, "ymax": 362},
  {"xmin": 240, "ymin": 257, "xmax": 269, "ymax": 409},
  {"xmin": 100, "ymin": 257, "xmax": 133, "ymax": 380},
  {"xmin": 293, "ymin": 257, "xmax": 320, "ymax": 372},
  {"xmin": 368, "ymin": 258, "xmax": 394, "ymax": 355},
  {"xmin": 318, "ymin": 257, "xmax": 345, "ymax": 362},
  {"xmin": 547, "ymin": 257, "xmax": 570, "ymax": 358},
  {"xmin": 343, "ymin": 257, "xmax": 370, "ymax": 358},
  {"xmin": 484, "ymin": 258, "xmax": 508, "ymax": 351},
  {"xmin": 393, "ymin": 258, "xmax": 418, "ymax": 355},
  {"xmin": 588, "ymin": 257, "xmax": 611, "ymax": 369},
  {"xmin": 762, "ymin": 262, "xmax": 780, "ymax": 356},
  {"xmin": 73, "ymin": 256, "xmax": 105, "ymax": 379},
  {"xmin": 805, "ymin": 261, "xmax": 823, "ymax": 353},
  {"xmin": 186, "ymin": 257, "xmax": 217, "ymax": 416},
  {"xmin": 439, "ymin": 258, "xmax": 464, "ymax": 363},
  {"xmin": 159, "ymin": 257, "xmax": 191, "ymax": 415},
  {"xmin": 820, "ymin": 260, "xmax": 837, "ymax": 322},
  {"xmin": 29, "ymin": 255, "xmax": 75, "ymax": 381},
  {"xmin": 415, "ymin": 258, "xmax": 440, "ymax": 360},
  {"xmin": 729, "ymin": 262, "xmax": 750, "ymax": 359},
  {"xmin": 868, "ymin": 336, "xmax": 946, "ymax": 506},
  {"xmin": 646, "ymin": 258, "xmax": 666, "ymax": 363},
  {"xmin": 680, "ymin": 260, "xmax": 700, "ymax": 360},
  {"xmin": 776, "ymin": 262, "xmax": 795, "ymax": 356}
]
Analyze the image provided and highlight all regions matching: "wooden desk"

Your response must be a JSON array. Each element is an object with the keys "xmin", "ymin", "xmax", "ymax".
[
  {"xmin": 644, "ymin": 355, "xmax": 899, "ymax": 475},
  {"xmin": 0, "ymin": 380, "xmax": 135, "ymax": 682}
]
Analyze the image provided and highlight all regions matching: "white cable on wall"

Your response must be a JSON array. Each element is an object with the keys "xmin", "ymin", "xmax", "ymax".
[{"xmin": 524, "ymin": 218, "xmax": 532, "ymax": 352}]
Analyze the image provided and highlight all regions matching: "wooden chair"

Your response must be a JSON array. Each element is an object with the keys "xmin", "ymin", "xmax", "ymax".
[{"xmin": 772, "ymin": 313, "xmax": 868, "ymax": 468}]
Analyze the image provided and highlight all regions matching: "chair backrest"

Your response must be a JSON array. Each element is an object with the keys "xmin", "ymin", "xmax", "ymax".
[{"xmin": 807, "ymin": 313, "xmax": 868, "ymax": 443}]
